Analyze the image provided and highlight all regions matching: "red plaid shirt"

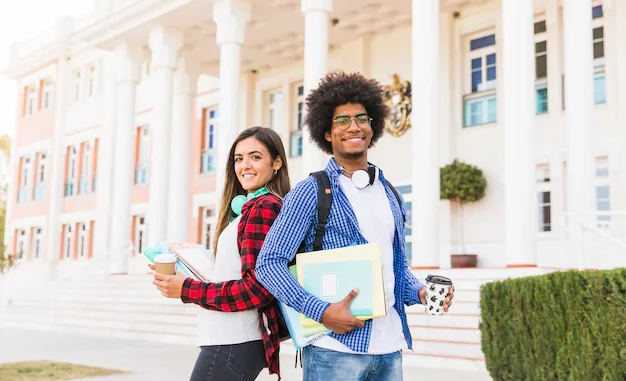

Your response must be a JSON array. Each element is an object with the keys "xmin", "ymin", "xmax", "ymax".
[{"xmin": 181, "ymin": 194, "xmax": 283, "ymax": 378}]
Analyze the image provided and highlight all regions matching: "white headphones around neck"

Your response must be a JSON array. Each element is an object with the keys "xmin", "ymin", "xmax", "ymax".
[{"xmin": 346, "ymin": 166, "xmax": 377, "ymax": 189}]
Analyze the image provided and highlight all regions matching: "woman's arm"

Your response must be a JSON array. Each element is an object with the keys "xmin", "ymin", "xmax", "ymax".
[{"xmin": 180, "ymin": 196, "xmax": 281, "ymax": 311}]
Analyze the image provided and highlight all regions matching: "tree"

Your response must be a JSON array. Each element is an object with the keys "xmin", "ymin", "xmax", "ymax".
[{"xmin": 440, "ymin": 159, "xmax": 487, "ymax": 254}]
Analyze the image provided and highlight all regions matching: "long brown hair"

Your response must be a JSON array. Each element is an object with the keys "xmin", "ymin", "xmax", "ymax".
[{"xmin": 213, "ymin": 126, "xmax": 291, "ymax": 254}]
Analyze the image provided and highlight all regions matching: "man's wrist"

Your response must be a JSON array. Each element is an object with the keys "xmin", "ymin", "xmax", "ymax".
[{"xmin": 302, "ymin": 294, "xmax": 331, "ymax": 323}]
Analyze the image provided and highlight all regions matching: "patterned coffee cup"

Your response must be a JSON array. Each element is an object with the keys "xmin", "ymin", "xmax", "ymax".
[{"xmin": 424, "ymin": 275, "xmax": 453, "ymax": 316}]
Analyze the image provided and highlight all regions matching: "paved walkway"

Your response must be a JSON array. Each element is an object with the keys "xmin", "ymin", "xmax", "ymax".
[{"xmin": 0, "ymin": 327, "xmax": 492, "ymax": 381}]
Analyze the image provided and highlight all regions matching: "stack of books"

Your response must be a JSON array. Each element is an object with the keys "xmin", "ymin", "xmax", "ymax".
[
  {"xmin": 280, "ymin": 242, "xmax": 387, "ymax": 349},
  {"xmin": 143, "ymin": 242, "xmax": 213, "ymax": 282}
]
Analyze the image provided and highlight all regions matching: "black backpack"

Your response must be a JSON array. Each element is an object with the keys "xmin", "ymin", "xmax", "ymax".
[{"xmin": 276, "ymin": 170, "xmax": 404, "ymax": 342}]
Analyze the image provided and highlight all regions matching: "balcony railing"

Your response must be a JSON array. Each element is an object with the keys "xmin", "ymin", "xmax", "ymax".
[
  {"xmin": 33, "ymin": 183, "xmax": 46, "ymax": 201},
  {"xmin": 201, "ymin": 150, "xmax": 215, "ymax": 173},
  {"xmin": 135, "ymin": 164, "xmax": 148, "ymax": 185}
]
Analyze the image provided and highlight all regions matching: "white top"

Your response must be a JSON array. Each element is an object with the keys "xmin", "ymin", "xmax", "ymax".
[
  {"xmin": 312, "ymin": 170, "xmax": 405, "ymax": 354},
  {"xmin": 196, "ymin": 215, "xmax": 264, "ymax": 346}
]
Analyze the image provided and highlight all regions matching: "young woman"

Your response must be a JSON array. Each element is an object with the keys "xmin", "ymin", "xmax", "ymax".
[{"xmin": 151, "ymin": 126, "xmax": 290, "ymax": 380}]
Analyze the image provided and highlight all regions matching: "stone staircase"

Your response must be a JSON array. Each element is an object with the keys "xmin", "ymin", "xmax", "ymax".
[{"xmin": 0, "ymin": 266, "xmax": 554, "ymax": 372}]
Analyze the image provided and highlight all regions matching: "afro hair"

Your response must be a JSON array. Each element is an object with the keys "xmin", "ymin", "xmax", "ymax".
[{"xmin": 304, "ymin": 72, "xmax": 390, "ymax": 155}]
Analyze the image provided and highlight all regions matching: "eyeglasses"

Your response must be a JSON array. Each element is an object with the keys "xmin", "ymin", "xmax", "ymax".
[{"xmin": 333, "ymin": 115, "xmax": 372, "ymax": 130}]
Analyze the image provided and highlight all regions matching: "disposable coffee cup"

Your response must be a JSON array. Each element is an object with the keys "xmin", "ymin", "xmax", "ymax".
[
  {"xmin": 424, "ymin": 275, "xmax": 453, "ymax": 316},
  {"xmin": 154, "ymin": 253, "xmax": 176, "ymax": 275}
]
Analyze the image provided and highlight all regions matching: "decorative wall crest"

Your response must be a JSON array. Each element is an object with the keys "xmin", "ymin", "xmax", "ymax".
[{"xmin": 383, "ymin": 73, "xmax": 412, "ymax": 137}]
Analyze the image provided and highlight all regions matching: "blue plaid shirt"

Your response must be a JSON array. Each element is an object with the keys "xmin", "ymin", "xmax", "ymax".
[{"xmin": 256, "ymin": 158, "xmax": 425, "ymax": 353}]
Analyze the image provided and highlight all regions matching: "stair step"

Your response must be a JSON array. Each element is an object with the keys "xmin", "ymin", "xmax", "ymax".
[
  {"xmin": 407, "ymin": 312, "xmax": 479, "ymax": 329},
  {"xmin": 410, "ymin": 325, "xmax": 481, "ymax": 343}
]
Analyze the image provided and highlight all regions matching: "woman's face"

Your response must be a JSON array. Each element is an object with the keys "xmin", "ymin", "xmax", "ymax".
[{"xmin": 233, "ymin": 136, "xmax": 282, "ymax": 193}]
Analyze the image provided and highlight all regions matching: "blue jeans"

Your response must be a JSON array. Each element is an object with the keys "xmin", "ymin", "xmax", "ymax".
[
  {"xmin": 303, "ymin": 346, "xmax": 403, "ymax": 381},
  {"xmin": 188, "ymin": 340, "xmax": 265, "ymax": 381}
]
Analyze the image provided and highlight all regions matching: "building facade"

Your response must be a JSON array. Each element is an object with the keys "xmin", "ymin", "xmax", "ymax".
[{"xmin": 4, "ymin": 0, "xmax": 626, "ymax": 277}]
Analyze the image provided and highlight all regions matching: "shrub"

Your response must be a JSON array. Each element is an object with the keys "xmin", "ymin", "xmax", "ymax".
[{"xmin": 479, "ymin": 268, "xmax": 626, "ymax": 381}]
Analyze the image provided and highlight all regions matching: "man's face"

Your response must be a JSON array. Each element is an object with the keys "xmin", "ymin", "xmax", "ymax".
[{"xmin": 325, "ymin": 103, "xmax": 373, "ymax": 160}]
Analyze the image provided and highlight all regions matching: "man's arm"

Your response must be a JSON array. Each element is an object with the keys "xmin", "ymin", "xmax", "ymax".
[
  {"xmin": 256, "ymin": 179, "xmax": 331, "ymax": 323},
  {"xmin": 180, "ymin": 198, "xmax": 279, "ymax": 311},
  {"xmin": 403, "ymin": 267, "xmax": 426, "ymax": 306}
]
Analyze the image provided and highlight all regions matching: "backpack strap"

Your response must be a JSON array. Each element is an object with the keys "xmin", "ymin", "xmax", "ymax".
[
  {"xmin": 387, "ymin": 182, "xmax": 406, "ymax": 223},
  {"xmin": 311, "ymin": 171, "xmax": 332, "ymax": 251}
]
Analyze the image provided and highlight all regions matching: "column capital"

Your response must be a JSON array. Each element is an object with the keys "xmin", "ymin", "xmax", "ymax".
[
  {"xmin": 301, "ymin": 0, "xmax": 332, "ymax": 14},
  {"xmin": 213, "ymin": 0, "xmax": 251, "ymax": 45},
  {"xmin": 149, "ymin": 27, "xmax": 183, "ymax": 70},
  {"xmin": 114, "ymin": 43, "xmax": 143, "ymax": 83}
]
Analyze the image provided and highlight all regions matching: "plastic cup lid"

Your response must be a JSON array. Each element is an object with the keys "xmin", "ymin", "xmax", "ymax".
[
  {"xmin": 425, "ymin": 274, "xmax": 453, "ymax": 285},
  {"xmin": 155, "ymin": 253, "xmax": 176, "ymax": 263}
]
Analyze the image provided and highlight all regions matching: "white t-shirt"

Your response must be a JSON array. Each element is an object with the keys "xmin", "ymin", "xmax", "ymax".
[
  {"xmin": 312, "ymin": 170, "xmax": 405, "ymax": 354},
  {"xmin": 196, "ymin": 216, "xmax": 264, "ymax": 346}
]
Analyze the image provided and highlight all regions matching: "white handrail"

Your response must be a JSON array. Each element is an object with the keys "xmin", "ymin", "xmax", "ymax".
[{"xmin": 562, "ymin": 211, "xmax": 626, "ymax": 270}]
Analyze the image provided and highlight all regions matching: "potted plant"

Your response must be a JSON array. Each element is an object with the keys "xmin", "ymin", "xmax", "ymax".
[{"xmin": 440, "ymin": 159, "xmax": 487, "ymax": 268}]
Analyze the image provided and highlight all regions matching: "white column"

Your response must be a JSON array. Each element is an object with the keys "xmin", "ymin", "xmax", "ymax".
[
  {"xmin": 45, "ymin": 18, "xmax": 73, "ymax": 278},
  {"xmin": 147, "ymin": 27, "xmax": 182, "ymax": 245},
  {"xmin": 411, "ymin": 0, "xmax": 440, "ymax": 268},
  {"xmin": 563, "ymin": 1, "xmax": 596, "ymax": 217},
  {"xmin": 502, "ymin": 0, "xmax": 537, "ymax": 266},
  {"xmin": 45, "ymin": 58, "xmax": 71, "ymax": 270},
  {"xmin": 94, "ymin": 55, "xmax": 117, "ymax": 259},
  {"xmin": 109, "ymin": 44, "xmax": 142, "ymax": 274},
  {"xmin": 213, "ymin": 0, "xmax": 251, "ymax": 210},
  {"xmin": 167, "ymin": 56, "xmax": 201, "ymax": 243},
  {"xmin": 301, "ymin": 0, "xmax": 332, "ymax": 176}
]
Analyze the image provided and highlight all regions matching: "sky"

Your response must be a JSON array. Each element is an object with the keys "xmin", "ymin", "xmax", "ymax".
[{"xmin": 0, "ymin": 0, "xmax": 94, "ymax": 138}]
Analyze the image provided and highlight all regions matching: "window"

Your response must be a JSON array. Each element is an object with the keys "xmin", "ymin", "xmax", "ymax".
[
  {"xmin": 396, "ymin": 185, "xmax": 413, "ymax": 264},
  {"xmin": 136, "ymin": 126, "xmax": 150, "ymax": 185},
  {"xmin": 74, "ymin": 70, "xmax": 82, "ymax": 101},
  {"xmin": 65, "ymin": 146, "xmax": 77, "ymax": 196},
  {"xmin": 464, "ymin": 33, "xmax": 497, "ymax": 127},
  {"xmin": 536, "ymin": 165, "xmax": 551, "ymax": 232},
  {"xmin": 64, "ymin": 224, "xmax": 73, "ymax": 259},
  {"xmin": 595, "ymin": 157, "xmax": 610, "ymax": 224},
  {"xmin": 26, "ymin": 86, "xmax": 38, "ymax": 116},
  {"xmin": 42, "ymin": 80, "xmax": 54, "ymax": 110},
  {"xmin": 18, "ymin": 157, "xmax": 31, "ymax": 203},
  {"xmin": 268, "ymin": 91, "xmax": 284, "ymax": 132},
  {"xmin": 464, "ymin": 95, "xmax": 497, "ymax": 126},
  {"xmin": 32, "ymin": 228, "xmax": 43, "ymax": 259},
  {"xmin": 202, "ymin": 208, "xmax": 216, "ymax": 251},
  {"xmin": 534, "ymin": 20, "xmax": 548, "ymax": 114},
  {"xmin": 17, "ymin": 230, "xmax": 27, "ymax": 260},
  {"xmin": 79, "ymin": 142, "xmax": 92, "ymax": 194},
  {"xmin": 87, "ymin": 65, "xmax": 96, "ymax": 97},
  {"xmin": 34, "ymin": 152, "xmax": 47, "ymax": 201},
  {"xmin": 592, "ymin": 5, "xmax": 606, "ymax": 104},
  {"xmin": 290, "ymin": 85, "xmax": 304, "ymax": 158},
  {"xmin": 134, "ymin": 216, "xmax": 146, "ymax": 255},
  {"xmin": 201, "ymin": 109, "xmax": 217, "ymax": 173},
  {"xmin": 78, "ymin": 223, "xmax": 89, "ymax": 258}
]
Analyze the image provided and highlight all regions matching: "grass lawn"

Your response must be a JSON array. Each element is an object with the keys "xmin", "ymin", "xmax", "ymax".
[{"xmin": 0, "ymin": 360, "xmax": 127, "ymax": 381}]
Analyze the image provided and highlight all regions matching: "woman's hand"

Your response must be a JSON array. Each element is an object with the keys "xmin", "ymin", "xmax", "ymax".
[{"xmin": 152, "ymin": 269, "xmax": 187, "ymax": 298}]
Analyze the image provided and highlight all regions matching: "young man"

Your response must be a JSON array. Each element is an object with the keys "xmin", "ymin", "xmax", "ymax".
[{"xmin": 256, "ymin": 72, "xmax": 454, "ymax": 380}]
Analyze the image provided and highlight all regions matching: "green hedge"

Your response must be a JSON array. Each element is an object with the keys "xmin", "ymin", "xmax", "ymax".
[{"xmin": 479, "ymin": 268, "xmax": 626, "ymax": 381}]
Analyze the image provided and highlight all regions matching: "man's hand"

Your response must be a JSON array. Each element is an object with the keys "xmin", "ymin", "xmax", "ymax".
[
  {"xmin": 419, "ymin": 284, "xmax": 455, "ymax": 312},
  {"xmin": 321, "ymin": 288, "xmax": 366, "ymax": 334},
  {"xmin": 152, "ymin": 270, "xmax": 187, "ymax": 299}
]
